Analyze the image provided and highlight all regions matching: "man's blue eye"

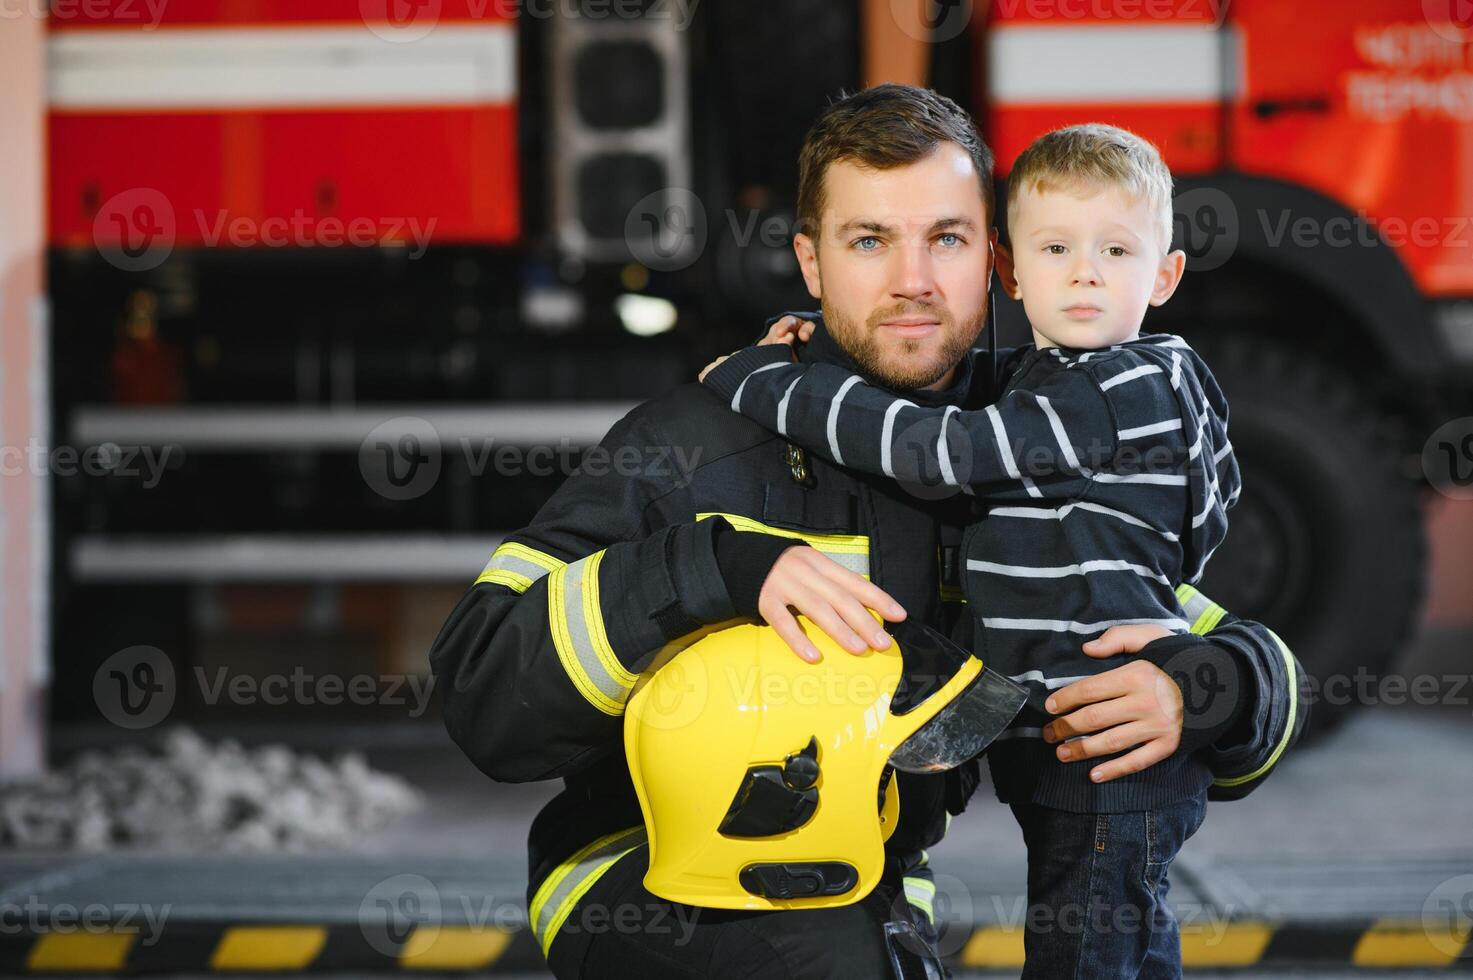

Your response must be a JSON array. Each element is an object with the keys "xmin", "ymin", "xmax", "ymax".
[
  {"xmin": 938, "ymin": 233, "xmax": 961, "ymax": 247},
  {"xmin": 856, "ymin": 237, "xmax": 880, "ymax": 251}
]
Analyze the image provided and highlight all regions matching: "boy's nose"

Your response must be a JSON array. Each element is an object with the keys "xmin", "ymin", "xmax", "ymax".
[{"xmin": 1070, "ymin": 257, "xmax": 1102, "ymax": 286}]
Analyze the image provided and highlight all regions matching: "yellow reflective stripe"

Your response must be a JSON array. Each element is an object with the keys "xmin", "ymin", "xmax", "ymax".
[
  {"xmin": 696, "ymin": 512, "xmax": 870, "ymax": 577},
  {"xmin": 400, "ymin": 925, "xmax": 513, "ymax": 970},
  {"xmin": 903, "ymin": 875, "xmax": 936, "ymax": 923},
  {"xmin": 26, "ymin": 933, "xmax": 136, "ymax": 972},
  {"xmin": 529, "ymin": 825, "xmax": 647, "ymax": 957},
  {"xmin": 475, "ymin": 541, "xmax": 565, "ymax": 591},
  {"xmin": 581, "ymin": 550, "xmax": 636, "ymax": 693},
  {"xmin": 547, "ymin": 551, "xmax": 634, "ymax": 716},
  {"xmin": 1214, "ymin": 628, "xmax": 1298, "ymax": 789},
  {"xmin": 1176, "ymin": 583, "xmax": 1227, "ymax": 635},
  {"xmin": 1353, "ymin": 918, "xmax": 1471, "ymax": 966},
  {"xmin": 210, "ymin": 927, "xmax": 327, "ymax": 970}
]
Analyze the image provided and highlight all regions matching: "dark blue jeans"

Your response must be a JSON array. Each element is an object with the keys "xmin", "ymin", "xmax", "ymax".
[{"xmin": 1009, "ymin": 795, "xmax": 1207, "ymax": 980}]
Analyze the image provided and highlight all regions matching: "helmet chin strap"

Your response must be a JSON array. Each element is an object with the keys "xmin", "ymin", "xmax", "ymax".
[{"xmin": 985, "ymin": 238, "xmax": 999, "ymax": 401}]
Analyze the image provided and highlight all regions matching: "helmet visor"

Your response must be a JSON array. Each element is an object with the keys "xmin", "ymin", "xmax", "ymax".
[{"xmin": 889, "ymin": 664, "xmax": 1029, "ymax": 774}]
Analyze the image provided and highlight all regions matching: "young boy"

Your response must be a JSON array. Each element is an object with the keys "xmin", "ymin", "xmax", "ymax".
[{"xmin": 700, "ymin": 123, "xmax": 1241, "ymax": 977}]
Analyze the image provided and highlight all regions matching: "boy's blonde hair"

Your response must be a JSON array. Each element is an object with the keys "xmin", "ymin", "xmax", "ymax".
[{"xmin": 1006, "ymin": 123, "xmax": 1175, "ymax": 253}]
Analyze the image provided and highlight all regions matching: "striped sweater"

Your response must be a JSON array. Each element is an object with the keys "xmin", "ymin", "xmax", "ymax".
[{"xmin": 703, "ymin": 332, "xmax": 1242, "ymax": 811}]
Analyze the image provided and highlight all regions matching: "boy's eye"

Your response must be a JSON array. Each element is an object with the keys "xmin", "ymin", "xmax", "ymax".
[
  {"xmin": 1105, "ymin": 246, "xmax": 1128, "ymax": 257},
  {"xmin": 1044, "ymin": 244, "xmax": 1066, "ymax": 255}
]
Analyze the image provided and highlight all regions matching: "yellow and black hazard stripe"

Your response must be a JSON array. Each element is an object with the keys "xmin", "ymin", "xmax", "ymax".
[
  {"xmin": 962, "ymin": 918, "xmax": 1473, "ymax": 970},
  {"xmin": 0, "ymin": 921, "xmax": 548, "ymax": 975},
  {"xmin": 3, "ymin": 917, "xmax": 1471, "ymax": 972}
]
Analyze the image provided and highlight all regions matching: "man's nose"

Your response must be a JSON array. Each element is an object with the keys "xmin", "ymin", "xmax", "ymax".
[{"xmin": 890, "ymin": 243, "xmax": 938, "ymax": 300}]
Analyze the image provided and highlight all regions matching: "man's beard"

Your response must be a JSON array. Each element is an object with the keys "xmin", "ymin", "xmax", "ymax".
[{"xmin": 821, "ymin": 298, "xmax": 984, "ymax": 391}]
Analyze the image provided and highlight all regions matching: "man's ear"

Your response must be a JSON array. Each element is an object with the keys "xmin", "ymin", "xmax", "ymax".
[
  {"xmin": 1150, "ymin": 249, "xmax": 1187, "ymax": 306},
  {"xmin": 794, "ymin": 233, "xmax": 822, "ymax": 299},
  {"xmin": 993, "ymin": 232, "xmax": 1020, "ymax": 299}
]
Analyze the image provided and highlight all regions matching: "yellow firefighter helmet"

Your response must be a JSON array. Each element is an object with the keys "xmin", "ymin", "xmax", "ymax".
[{"xmin": 624, "ymin": 614, "xmax": 1027, "ymax": 911}]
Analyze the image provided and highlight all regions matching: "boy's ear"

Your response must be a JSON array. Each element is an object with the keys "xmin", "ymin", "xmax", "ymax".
[
  {"xmin": 794, "ymin": 233, "xmax": 822, "ymax": 300},
  {"xmin": 993, "ymin": 232, "xmax": 1020, "ymax": 299},
  {"xmin": 1149, "ymin": 249, "xmax": 1188, "ymax": 306}
]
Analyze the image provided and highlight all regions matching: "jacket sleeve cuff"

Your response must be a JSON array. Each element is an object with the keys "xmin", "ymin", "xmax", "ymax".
[
  {"xmin": 1136, "ymin": 634, "xmax": 1252, "ymax": 757},
  {"xmin": 713, "ymin": 523, "xmax": 809, "ymax": 619},
  {"xmin": 702, "ymin": 345, "xmax": 795, "ymax": 403}
]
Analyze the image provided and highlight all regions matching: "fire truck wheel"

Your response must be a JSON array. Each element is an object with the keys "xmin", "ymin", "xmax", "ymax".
[{"xmin": 1191, "ymin": 337, "xmax": 1427, "ymax": 737}]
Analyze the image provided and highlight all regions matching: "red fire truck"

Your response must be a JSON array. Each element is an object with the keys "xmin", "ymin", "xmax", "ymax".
[{"xmin": 48, "ymin": 0, "xmax": 1471, "ymax": 729}]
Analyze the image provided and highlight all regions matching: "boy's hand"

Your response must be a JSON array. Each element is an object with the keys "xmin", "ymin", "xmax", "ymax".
[
  {"xmin": 697, "ymin": 316, "xmax": 816, "ymax": 383},
  {"xmin": 762, "ymin": 315, "xmax": 816, "ymax": 347},
  {"xmin": 697, "ymin": 354, "xmax": 729, "ymax": 383},
  {"xmin": 1041, "ymin": 624, "xmax": 1182, "ymax": 783}
]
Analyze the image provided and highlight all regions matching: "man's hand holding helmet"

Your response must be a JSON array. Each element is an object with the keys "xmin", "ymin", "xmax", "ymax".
[{"xmin": 757, "ymin": 546, "xmax": 907, "ymax": 663}]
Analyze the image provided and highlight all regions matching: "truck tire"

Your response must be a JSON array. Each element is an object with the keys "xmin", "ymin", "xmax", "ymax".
[{"xmin": 1191, "ymin": 338, "xmax": 1426, "ymax": 735}]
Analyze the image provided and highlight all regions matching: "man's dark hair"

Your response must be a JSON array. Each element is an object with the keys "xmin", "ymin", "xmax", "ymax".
[{"xmin": 795, "ymin": 83, "xmax": 996, "ymax": 243}]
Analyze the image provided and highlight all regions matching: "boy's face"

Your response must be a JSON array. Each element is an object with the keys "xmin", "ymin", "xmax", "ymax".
[
  {"xmin": 1002, "ymin": 182, "xmax": 1185, "ymax": 351},
  {"xmin": 792, "ymin": 143, "xmax": 995, "ymax": 392}
]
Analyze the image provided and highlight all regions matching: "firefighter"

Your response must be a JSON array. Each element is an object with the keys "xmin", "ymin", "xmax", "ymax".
[{"xmin": 429, "ymin": 84, "xmax": 1308, "ymax": 978}]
